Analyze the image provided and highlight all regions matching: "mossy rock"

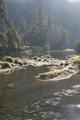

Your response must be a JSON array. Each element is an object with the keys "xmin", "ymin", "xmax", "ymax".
[
  {"xmin": 14, "ymin": 58, "xmax": 23, "ymax": 66},
  {"xmin": 22, "ymin": 59, "xmax": 27, "ymax": 65},
  {"xmin": 38, "ymin": 71, "xmax": 60, "ymax": 80},
  {"xmin": 72, "ymin": 56, "xmax": 80, "ymax": 64},
  {"xmin": 44, "ymin": 55, "xmax": 52, "ymax": 58},
  {"xmin": 4, "ymin": 56, "xmax": 13, "ymax": 63},
  {"xmin": 65, "ymin": 61, "xmax": 69, "ymax": 66},
  {"xmin": 39, "ymin": 74, "xmax": 47, "ymax": 79},
  {"xmin": 32, "ymin": 56, "xmax": 39, "ymax": 60},
  {"xmin": 11, "ymin": 63, "xmax": 16, "ymax": 66},
  {"xmin": 38, "ymin": 58, "xmax": 42, "ymax": 61},
  {"xmin": 43, "ymin": 59, "xmax": 47, "ymax": 62},
  {"xmin": 60, "ymin": 62, "xmax": 64, "ymax": 66}
]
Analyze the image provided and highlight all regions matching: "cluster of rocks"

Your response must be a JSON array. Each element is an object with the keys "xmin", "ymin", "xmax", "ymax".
[
  {"xmin": 0, "ymin": 55, "xmax": 54, "ymax": 71},
  {"xmin": 0, "ymin": 55, "xmax": 80, "ymax": 78},
  {"xmin": 36, "ymin": 56, "xmax": 80, "ymax": 82},
  {"xmin": 0, "ymin": 56, "xmax": 26, "ymax": 69}
]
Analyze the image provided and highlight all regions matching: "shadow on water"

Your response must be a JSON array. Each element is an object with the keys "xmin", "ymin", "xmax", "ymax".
[{"xmin": 0, "ymin": 51, "xmax": 80, "ymax": 119}]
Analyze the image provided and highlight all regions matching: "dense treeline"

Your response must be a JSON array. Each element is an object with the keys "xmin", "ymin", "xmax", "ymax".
[
  {"xmin": 0, "ymin": 0, "xmax": 21, "ymax": 56},
  {"xmin": 18, "ymin": 1, "xmax": 67, "ymax": 49},
  {"xmin": 0, "ymin": 0, "xmax": 67, "ymax": 56}
]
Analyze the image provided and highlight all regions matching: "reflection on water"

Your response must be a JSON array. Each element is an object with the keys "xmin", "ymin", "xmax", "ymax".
[
  {"xmin": 0, "ymin": 51, "xmax": 80, "ymax": 119},
  {"xmin": 33, "ymin": 49, "xmax": 78, "ymax": 59}
]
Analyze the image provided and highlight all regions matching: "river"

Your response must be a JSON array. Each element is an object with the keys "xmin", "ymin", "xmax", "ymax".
[{"xmin": 0, "ymin": 50, "xmax": 80, "ymax": 120}]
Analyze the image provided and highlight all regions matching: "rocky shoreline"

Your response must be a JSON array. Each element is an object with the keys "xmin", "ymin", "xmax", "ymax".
[{"xmin": 0, "ymin": 55, "xmax": 80, "ymax": 81}]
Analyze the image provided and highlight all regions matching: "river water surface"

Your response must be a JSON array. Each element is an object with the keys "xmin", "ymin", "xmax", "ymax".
[{"xmin": 0, "ymin": 50, "xmax": 80, "ymax": 120}]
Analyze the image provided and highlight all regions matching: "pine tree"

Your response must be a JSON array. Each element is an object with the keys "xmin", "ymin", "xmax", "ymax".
[
  {"xmin": 18, "ymin": 16, "xmax": 28, "ymax": 45},
  {"xmin": 29, "ymin": 0, "xmax": 46, "ymax": 46},
  {"xmin": 46, "ymin": 10, "xmax": 55, "ymax": 49},
  {"xmin": 0, "ymin": 0, "xmax": 21, "ymax": 54},
  {"xmin": 19, "ymin": 16, "xmax": 27, "ymax": 34}
]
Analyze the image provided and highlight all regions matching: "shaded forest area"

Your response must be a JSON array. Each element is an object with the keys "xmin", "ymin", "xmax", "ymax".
[{"xmin": 0, "ymin": 0, "xmax": 68, "ymax": 57}]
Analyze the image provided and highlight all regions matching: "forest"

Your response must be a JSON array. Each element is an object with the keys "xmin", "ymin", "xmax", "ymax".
[{"xmin": 0, "ymin": 0, "xmax": 80, "ymax": 120}]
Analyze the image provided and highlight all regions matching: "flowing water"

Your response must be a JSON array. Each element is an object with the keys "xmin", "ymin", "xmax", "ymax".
[{"xmin": 0, "ymin": 50, "xmax": 80, "ymax": 120}]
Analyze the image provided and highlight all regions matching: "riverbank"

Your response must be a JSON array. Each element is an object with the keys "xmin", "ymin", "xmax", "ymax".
[{"xmin": 0, "ymin": 55, "xmax": 80, "ymax": 81}]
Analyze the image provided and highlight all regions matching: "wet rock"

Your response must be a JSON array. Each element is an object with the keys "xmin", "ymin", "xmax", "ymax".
[
  {"xmin": 14, "ymin": 58, "xmax": 23, "ymax": 66},
  {"xmin": 39, "ymin": 74, "xmax": 47, "ymax": 80},
  {"xmin": 38, "ymin": 58, "xmax": 42, "ymax": 61},
  {"xmin": 38, "ymin": 71, "xmax": 60, "ymax": 80},
  {"xmin": 4, "ymin": 56, "xmax": 14, "ymax": 63},
  {"xmin": 43, "ymin": 59, "xmax": 47, "ymax": 62},
  {"xmin": 22, "ymin": 59, "xmax": 27, "ymax": 65},
  {"xmin": 2, "ymin": 62, "xmax": 12, "ymax": 69},
  {"xmin": 65, "ymin": 61, "xmax": 69, "ymax": 66},
  {"xmin": 44, "ymin": 55, "xmax": 52, "ymax": 59},
  {"xmin": 60, "ymin": 62, "xmax": 64, "ymax": 66},
  {"xmin": 11, "ymin": 63, "xmax": 16, "ymax": 66},
  {"xmin": 32, "ymin": 56, "xmax": 39, "ymax": 60}
]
